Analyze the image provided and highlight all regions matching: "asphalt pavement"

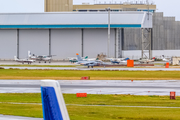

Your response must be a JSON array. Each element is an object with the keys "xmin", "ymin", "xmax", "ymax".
[
  {"xmin": 0, "ymin": 115, "xmax": 41, "ymax": 120},
  {"xmin": 0, "ymin": 80, "xmax": 180, "ymax": 95}
]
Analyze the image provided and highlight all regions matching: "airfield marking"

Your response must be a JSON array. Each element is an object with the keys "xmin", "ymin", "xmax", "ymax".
[
  {"xmin": 1, "ymin": 102, "xmax": 180, "ymax": 109},
  {"xmin": 66, "ymin": 104, "xmax": 180, "ymax": 109}
]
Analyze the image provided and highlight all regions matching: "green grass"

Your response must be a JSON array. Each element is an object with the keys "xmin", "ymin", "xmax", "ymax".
[
  {"xmin": 0, "ymin": 93, "xmax": 41, "ymax": 103},
  {"xmin": 0, "ymin": 65, "xmax": 78, "ymax": 67},
  {"xmin": 0, "ymin": 69, "xmax": 180, "ymax": 80},
  {"xmin": 2, "ymin": 104, "xmax": 180, "ymax": 120},
  {"xmin": 68, "ymin": 106, "xmax": 180, "ymax": 120},
  {"xmin": 0, "ymin": 103, "xmax": 42, "ymax": 118},
  {"xmin": 1, "ymin": 94, "xmax": 180, "ymax": 119},
  {"xmin": 1, "ymin": 93, "xmax": 180, "ymax": 107}
]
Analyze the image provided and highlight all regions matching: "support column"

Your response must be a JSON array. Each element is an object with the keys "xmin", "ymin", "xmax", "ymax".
[
  {"xmin": 115, "ymin": 28, "xmax": 119, "ymax": 58},
  {"xmin": 81, "ymin": 29, "xmax": 84, "ymax": 57},
  {"xmin": 149, "ymin": 28, "xmax": 152, "ymax": 59},
  {"xmin": 17, "ymin": 29, "xmax": 19, "ymax": 59},
  {"xmin": 119, "ymin": 28, "xmax": 124, "ymax": 58},
  {"xmin": 141, "ymin": 28, "xmax": 144, "ymax": 59},
  {"xmin": 107, "ymin": 8, "xmax": 111, "ymax": 58},
  {"xmin": 49, "ymin": 29, "xmax": 51, "ymax": 56}
]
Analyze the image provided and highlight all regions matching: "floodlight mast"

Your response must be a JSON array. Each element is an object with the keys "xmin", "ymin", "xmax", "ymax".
[{"xmin": 106, "ymin": 7, "xmax": 111, "ymax": 58}]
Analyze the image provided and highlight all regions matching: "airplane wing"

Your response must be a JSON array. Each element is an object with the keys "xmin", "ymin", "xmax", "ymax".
[{"xmin": 41, "ymin": 80, "xmax": 70, "ymax": 120}]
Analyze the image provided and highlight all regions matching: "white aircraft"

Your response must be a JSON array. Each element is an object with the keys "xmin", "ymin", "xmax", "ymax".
[
  {"xmin": 107, "ymin": 58, "xmax": 130, "ymax": 64},
  {"xmin": 41, "ymin": 80, "xmax": 70, "ymax": 120},
  {"xmin": 28, "ymin": 51, "xmax": 54, "ymax": 63},
  {"xmin": 162, "ymin": 55, "xmax": 171, "ymax": 62},
  {"xmin": 139, "ymin": 57, "xmax": 155, "ymax": 64},
  {"xmin": 76, "ymin": 53, "xmax": 105, "ymax": 68},
  {"xmin": 68, "ymin": 56, "xmax": 97, "ymax": 63},
  {"xmin": 14, "ymin": 56, "xmax": 35, "ymax": 64}
]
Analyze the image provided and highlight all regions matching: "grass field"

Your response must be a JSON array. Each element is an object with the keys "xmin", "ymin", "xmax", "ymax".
[
  {"xmin": 0, "ymin": 69, "xmax": 180, "ymax": 80},
  {"xmin": 1, "ymin": 94, "xmax": 180, "ymax": 119}
]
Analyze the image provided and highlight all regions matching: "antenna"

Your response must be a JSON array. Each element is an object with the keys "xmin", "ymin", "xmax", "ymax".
[{"xmin": 147, "ymin": 0, "xmax": 149, "ymax": 20}]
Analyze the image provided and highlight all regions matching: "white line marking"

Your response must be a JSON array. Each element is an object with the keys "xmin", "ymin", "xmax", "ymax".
[{"xmin": 1, "ymin": 102, "xmax": 180, "ymax": 109}]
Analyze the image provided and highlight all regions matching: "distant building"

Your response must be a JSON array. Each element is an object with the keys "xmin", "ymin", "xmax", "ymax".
[{"xmin": 44, "ymin": 0, "xmax": 156, "ymax": 12}]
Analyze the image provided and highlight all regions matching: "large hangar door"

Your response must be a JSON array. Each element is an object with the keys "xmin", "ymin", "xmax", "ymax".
[
  {"xmin": 0, "ymin": 30, "xmax": 17, "ymax": 60},
  {"xmin": 19, "ymin": 30, "xmax": 49, "ymax": 58},
  {"xmin": 51, "ymin": 29, "xmax": 81, "ymax": 59},
  {"xmin": 84, "ymin": 29, "xmax": 115, "ymax": 58}
]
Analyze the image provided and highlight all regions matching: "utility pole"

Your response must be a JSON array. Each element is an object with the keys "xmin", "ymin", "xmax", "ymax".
[{"xmin": 106, "ymin": 7, "xmax": 111, "ymax": 58}]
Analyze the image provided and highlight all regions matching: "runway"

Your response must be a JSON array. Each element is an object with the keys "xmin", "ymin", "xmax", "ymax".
[
  {"xmin": 3, "ymin": 66, "xmax": 180, "ymax": 71},
  {"xmin": 0, "ymin": 80, "xmax": 180, "ymax": 95}
]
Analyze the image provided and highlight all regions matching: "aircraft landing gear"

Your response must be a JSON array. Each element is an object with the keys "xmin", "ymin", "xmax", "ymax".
[
  {"xmin": 91, "ymin": 66, "xmax": 93, "ymax": 68},
  {"xmin": 88, "ymin": 66, "xmax": 89, "ymax": 68},
  {"xmin": 45, "ymin": 61, "xmax": 46, "ymax": 63},
  {"xmin": 39, "ymin": 61, "xmax": 41, "ymax": 63}
]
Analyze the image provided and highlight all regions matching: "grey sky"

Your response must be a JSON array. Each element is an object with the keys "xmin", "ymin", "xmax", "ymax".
[{"xmin": 0, "ymin": 0, "xmax": 180, "ymax": 20}]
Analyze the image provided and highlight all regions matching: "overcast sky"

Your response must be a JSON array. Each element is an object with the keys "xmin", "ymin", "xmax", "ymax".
[{"xmin": 0, "ymin": 0, "xmax": 180, "ymax": 20}]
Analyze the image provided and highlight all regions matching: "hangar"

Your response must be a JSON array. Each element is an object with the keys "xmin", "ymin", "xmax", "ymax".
[
  {"xmin": 1, "ymin": 1, "xmax": 180, "ymax": 60},
  {"xmin": 0, "ymin": 11, "xmax": 152, "ymax": 60}
]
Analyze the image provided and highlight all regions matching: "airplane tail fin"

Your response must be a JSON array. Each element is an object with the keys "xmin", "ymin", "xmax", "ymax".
[
  {"xmin": 28, "ymin": 51, "xmax": 31, "ymax": 58},
  {"xmin": 162, "ymin": 55, "xmax": 165, "ymax": 59},
  {"xmin": 14, "ymin": 56, "xmax": 18, "ymax": 61},
  {"xmin": 84, "ymin": 56, "xmax": 88, "ymax": 59},
  {"xmin": 76, "ymin": 53, "xmax": 83, "ymax": 61},
  {"xmin": 41, "ymin": 80, "xmax": 70, "ymax": 120},
  {"xmin": 125, "ymin": 58, "xmax": 130, "ymax": 61}
]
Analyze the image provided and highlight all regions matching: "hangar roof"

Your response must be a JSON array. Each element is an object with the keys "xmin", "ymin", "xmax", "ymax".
[{"xmin": 0, "ymin": 12, "xmax": 152, "ymax": 29}]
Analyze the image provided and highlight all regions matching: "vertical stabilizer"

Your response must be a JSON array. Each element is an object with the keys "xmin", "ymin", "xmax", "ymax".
[
  {"xmin": 76, "ymin": 53, "xmax": 83, "ymax": 61},
  {"xmin": 14, "ymin": 56, "xmax": 18, "ymax": 61},
  {"xmin": 41, "ymin": 80, "xmax": 70, "ymax": 120},
  {"xmin": 28, "ymin": 51, "xmax": 31, "ymax": 58}
]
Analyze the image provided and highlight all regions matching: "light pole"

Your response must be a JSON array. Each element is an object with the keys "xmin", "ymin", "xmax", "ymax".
[{"xmin": 106, "ymin": 7, "xmax": 111, "ymax": 58}]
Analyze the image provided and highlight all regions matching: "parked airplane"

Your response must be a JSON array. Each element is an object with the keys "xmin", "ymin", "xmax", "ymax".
[
  {"xmin": 76, "ymin": 53, "xmax": 104, "ymax": 68},
  {"xmin": 41, "ymin": 80, "xmax": 70, "ymax": 120},
  {"xmin": 14, "ymin": 56, "xmax": 35, "ymax": 64},
  {"xmin": 109, "ymin": 58, "xmax": 130, "ymax": 64},
  {"xmin": 68, "ymin": 56, "xmax": 88, "ymax": 63},
  {"xmin": 139, "ymin": 57, "xmax": 155, "ymax": 64},
  {"xmin": 162, "ymin": 55, "xmax": 171, "ymax": 62},
  {"xmin": 110, "ymin": 59, "xmax": 120, "ymax": 64},
  {"xmin": 28, "ymin": 51, "xmax": 54, "ymax": 63}
]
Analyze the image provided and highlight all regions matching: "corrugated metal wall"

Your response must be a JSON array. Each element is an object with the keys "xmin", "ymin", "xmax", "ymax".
[
  {"xmin": 0, "ymin": 30, "xmax": 17, "ymax": 59},
  {"xmin": 19, "ymin": 30, "xmax": 49, "ymax": 58},
  {"xmin": 122, "ymin": 12, "xmax": 180, "ymax": 51},
  {"xmin": 123, "ymin": 28, "xmax": 142, "ymax": 50}
]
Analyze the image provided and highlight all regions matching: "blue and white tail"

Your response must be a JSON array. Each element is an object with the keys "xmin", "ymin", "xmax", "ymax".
[
  {"xmin": 41, "ymin": 80, "xmax": 70, "ymax": 120},
  {"xmin": 76, "ymin": 53, "xmax": 83, "ymax": 61}
]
